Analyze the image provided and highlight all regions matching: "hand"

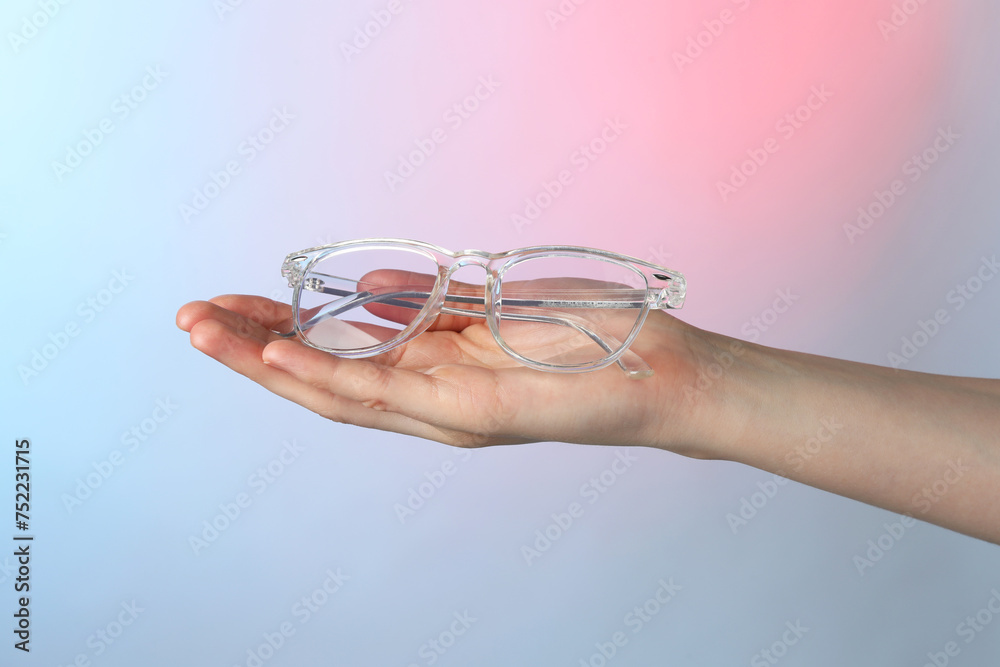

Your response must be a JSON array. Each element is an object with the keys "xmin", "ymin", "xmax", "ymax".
[{"xmin": 175, "ymin": 294, "xmax": 713, "ymax": 453}]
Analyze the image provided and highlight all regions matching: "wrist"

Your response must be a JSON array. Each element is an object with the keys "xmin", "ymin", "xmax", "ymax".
[
  {"xmin": 651, "ymin": 320, "xmax": 817, "ymax": 464},
  {"xmin": 649, "ymin": 317, "xmax": 1000, "ymax": 543}
]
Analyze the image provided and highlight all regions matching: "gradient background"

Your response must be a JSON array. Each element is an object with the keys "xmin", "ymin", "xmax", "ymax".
[{"xmin": 3, "ymin": 0, "xmax": 1000, "ymax": 665}]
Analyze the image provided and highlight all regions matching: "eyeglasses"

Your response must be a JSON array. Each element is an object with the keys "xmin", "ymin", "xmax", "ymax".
[{"xmin": 278, "ymin": 238, "xmax": 686, "ymax": 378}]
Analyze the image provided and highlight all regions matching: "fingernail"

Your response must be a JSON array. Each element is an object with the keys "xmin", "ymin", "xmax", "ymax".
[{"xmin": 262, "ymin": 346, "xmax": 286, "ymax": 369}]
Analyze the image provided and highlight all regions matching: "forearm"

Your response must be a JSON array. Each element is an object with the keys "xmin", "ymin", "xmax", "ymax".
[{"xmin": 680, "ymin": 328, "xmax": 1000, "ymax": 544}]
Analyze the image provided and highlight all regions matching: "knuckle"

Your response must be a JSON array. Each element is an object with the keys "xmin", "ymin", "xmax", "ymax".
[
  {"xmin": 323, "ymin": 412, "xmax": 348, "ymax": 425},
  {"xmin": 461, "ymin": 432, "xmax": 493, "ymax": 448},
  {"xmin": 358, "ymin": 361, "xmax": 395, "ymax": 408}
]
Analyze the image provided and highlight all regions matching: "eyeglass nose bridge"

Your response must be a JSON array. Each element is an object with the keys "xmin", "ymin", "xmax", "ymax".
[
  {"xmin": 441, "ymin": 255, "xmax": 502, "ymax": 294},
  {"xmin": 447, "ymin": 253, "xmax": 493, "ymax": 271}
]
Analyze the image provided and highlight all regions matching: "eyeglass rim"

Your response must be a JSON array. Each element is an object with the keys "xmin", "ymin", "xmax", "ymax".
[
  {"xmin": 283, "ymin": 238, "xmax": 686, "ymax": 296},
  {"xmin": 288, "ymin": 245, "xmax": 447, "ymax": 362}
]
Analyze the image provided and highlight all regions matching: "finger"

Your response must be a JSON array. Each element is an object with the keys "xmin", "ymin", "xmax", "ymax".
[
  {"xmin": 423, "ymin": 308, "xmax": 487, "ymax": 334},
  {"xmin": 177, "ymin": 295, "xmax": 292, "ymax": 336},
  {"xmin": 208, "ymin": 294, "xmax": 294, "ymax": 331},
  {"xmin": 357, "ymin": 270, "xmax": 437, "ymax": 327},
  {"xmin": 178, "ymin": 299, "xmax": 286, "ymax": 346},
  {"xmin": 176, "ymin": 300, "xmax": 217, "ymax": 333},
  {"xmin": 261, "ymin": 337, "xmax": 531, "ymax": 446},
  {"xmin": 188, "ymin": 317, "xmax": 443, "ymax": 439},
  {"xmin": 261, "ymin": 338, "xmax": 518, "ymax": 436},
  {"xmin": 189, "ymin": 317, "xmax": 318, "ymax": 396},
  {"xmin": 359, "ymin": 269, "xmax": 489, "ymax": 333}
]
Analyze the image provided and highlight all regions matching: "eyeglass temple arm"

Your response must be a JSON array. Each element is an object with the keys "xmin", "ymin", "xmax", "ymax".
[
  {"xmin": 274, "ymin": 287, "xmax": 440, "ymax": 340},
  {"xmin": 295, "ymin": 286, "xmax": 646, "ymax": 376},
  {"xmin": 308, "ymin": 284, "xmax": 648, "ymax": 310},
  {"xmin": 297, "ymin": 285, "xmax": 645, "ymax": 331}
]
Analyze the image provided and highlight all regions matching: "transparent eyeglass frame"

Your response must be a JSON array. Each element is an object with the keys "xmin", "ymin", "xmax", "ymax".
[{"xmin": 279, "ymin": 238, "xmax": 686, "ymax": 379}]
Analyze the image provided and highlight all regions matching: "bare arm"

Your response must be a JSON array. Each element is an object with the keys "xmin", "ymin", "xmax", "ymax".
[
  {"xmin": 676, "ymin": 329, "xmax": 1000, "ymax": 543},
  {"xmin": 176, "ymin": 295, "xmax": 1000, "ymax": 544}
]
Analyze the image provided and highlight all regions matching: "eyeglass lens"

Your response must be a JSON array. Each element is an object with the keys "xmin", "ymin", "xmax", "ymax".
[
  {"xmin": 297, "ymin": 247, "xmax": 439, "ymax": 351},
  {"xmin": 496, "ymin": 255, "xmax": 647, "ymax": 367}
]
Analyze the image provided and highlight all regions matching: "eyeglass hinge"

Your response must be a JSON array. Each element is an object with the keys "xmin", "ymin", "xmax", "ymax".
[
  {"xmin": 651, "ymin": 275, "xmax": 686, "ymax": 309},
  {"xmin": 281, "ymin": 255, "xmax": 310, "ymax": 288}
]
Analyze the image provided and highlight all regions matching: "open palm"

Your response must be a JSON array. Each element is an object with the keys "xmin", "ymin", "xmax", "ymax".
[{"xmin": 176, "ymin": 294, "xmax": 708, "ymax": 453}]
